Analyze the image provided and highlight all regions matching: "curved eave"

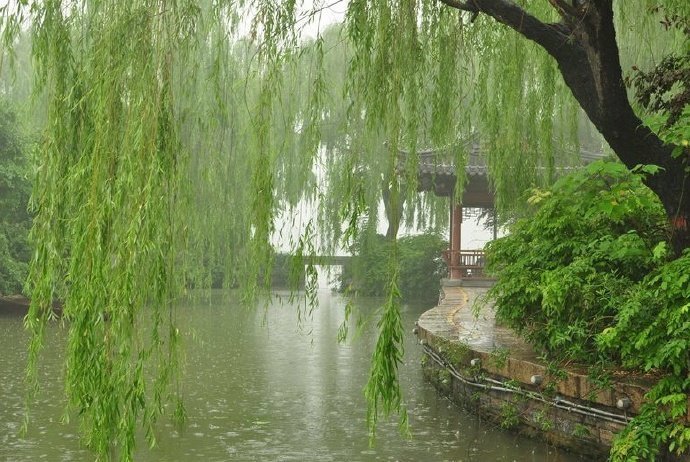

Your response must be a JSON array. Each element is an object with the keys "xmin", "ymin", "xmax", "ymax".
[{"xmin": 418, "ymin": 170, "xmax": 494, "ymax": 208}]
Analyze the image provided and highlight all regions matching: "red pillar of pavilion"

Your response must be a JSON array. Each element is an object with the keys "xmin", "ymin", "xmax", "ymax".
[{"xmin": 449, "ymin": 203, "xmax": 462, "ymax": 279}]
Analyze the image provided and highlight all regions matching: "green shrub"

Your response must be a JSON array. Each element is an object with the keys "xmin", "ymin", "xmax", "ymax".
[
  {"xmin": 341, "ymin": 232, "xmax": 447, "ymax": 304},
  {"xmin": 485, "ymin": 160, "xmax": 690, "ymax": 459},
  {"xmin": 600, "ymin": 252, "xmax": 690, "ymax": 374},
  {"xmin": 485, "ymin": 160, "xmax": 668, "ymax": 363},
  {"xmin": 601, "ymin": 252, "xmax": 690, "ymax": 460}
]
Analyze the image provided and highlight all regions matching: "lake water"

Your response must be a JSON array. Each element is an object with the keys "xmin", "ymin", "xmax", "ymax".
[{"xmin": 0, "ymin": 290, "xmax": 584, "ymax": 461}]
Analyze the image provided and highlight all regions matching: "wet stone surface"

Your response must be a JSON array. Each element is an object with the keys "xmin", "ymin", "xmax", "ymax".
[
  {"xmin": 449, "ymin": 286, "xmax": 537, "ymax": 360},
  {"xmin": 416, "ymin": 284, "xmax": 662, "ymax": 460},
  {"xmin": 420, "ymin": 285, "xmax": 539, "ymax": 361}
]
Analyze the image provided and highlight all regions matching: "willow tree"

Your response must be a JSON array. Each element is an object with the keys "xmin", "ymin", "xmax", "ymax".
[
  {"xmin": 434, "ymin": 0, "xmax": 690, "ymax": 254},
  {"xmin": 1, "ymin": 0, "xmax": 689, "ymax": 460}
]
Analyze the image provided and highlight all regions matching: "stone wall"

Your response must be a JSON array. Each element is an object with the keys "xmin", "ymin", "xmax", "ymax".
[
  {"xmin": 416, "ymin": 284, "xmax": 686, "ymax": 461},
  {"xmin": 421, "ymin": 344, "xmax": 620, "ymax": 460}
]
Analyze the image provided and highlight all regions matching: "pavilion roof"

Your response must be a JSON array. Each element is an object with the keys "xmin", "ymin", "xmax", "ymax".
[{"xmin": 398, "ymin": 135, "xmax": 606, "ymax": 206}]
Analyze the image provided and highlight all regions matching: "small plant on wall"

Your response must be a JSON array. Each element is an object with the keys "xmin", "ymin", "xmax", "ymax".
[{"xmin": 499, "ymin": 401, "xmax": 520, "ymax": 430}]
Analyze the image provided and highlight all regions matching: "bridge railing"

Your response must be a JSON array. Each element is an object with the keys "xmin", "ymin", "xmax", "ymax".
[{"xmin": 442, "ymin": 249, "xmax": 487, "ymax": 279}]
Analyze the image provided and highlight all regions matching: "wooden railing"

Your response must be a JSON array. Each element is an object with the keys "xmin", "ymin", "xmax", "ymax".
[{"xmin": 442, "ymin": 249, "xmax": 487, "ymax": 279}]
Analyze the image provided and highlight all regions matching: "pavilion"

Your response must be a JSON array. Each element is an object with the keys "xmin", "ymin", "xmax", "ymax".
[{"xmin": 404, "ymin": 137, "xmax": 604, "ymax": 280}]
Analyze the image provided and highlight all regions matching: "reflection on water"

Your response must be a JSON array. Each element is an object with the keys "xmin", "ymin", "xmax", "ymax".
[{"xmin": 0, "ymin": 290, "xmax": 585, "ymax": 461}]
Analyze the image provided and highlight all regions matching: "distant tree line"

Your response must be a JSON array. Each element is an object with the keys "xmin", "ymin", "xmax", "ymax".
[
  {"xmin": 0, "ymin": 101, "xmax": 30, "ymax": 296},
  {"xmin": 340, "ymin": 232, "xmax": 447, "ymax": 306}
]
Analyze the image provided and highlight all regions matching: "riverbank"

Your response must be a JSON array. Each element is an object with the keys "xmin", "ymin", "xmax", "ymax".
[
  {"xmin": 0, "ymin": 295, "xmax": 63, "ymax": 317},
  {"xmin": 0, "ymin": 295, "xmax": 31, "ymax": 316},
  {"xmin": 416, "ymin": 282, "xmax": 685, "ymax": 461}
]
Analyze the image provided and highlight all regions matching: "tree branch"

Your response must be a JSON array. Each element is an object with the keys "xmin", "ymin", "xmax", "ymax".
[
  {"xmin": 437, "ymin": 0, "xmax": 478, "ymax": 12},
  {"xmin": 436, "ymin": 0, "xmax": 689, "ymax": 252},
  {"xmin": 434, "ymin": 0, "xmax": 672, "ymax": 167},
  {"xmin": 438, "ymin": 0, "xmax": 574, "ymax": 59},
  {"xmin": 548, "ymin": 0, "xmax": 580, "ymax": 19}
]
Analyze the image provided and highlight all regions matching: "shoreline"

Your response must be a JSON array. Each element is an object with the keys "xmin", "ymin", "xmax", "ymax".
[{"xmin": 415, "ymin": 282, "xmax": 683, "ymax": 461}]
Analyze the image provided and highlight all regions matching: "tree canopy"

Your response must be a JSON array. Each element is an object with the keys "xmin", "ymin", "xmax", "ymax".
[
  {"xmin": 1, "ymin": 0, "xmax": 689, "ymax": 460},
  {"xmin": 0, "ymin": 100, "xmax": 31, "ymax": 295}
]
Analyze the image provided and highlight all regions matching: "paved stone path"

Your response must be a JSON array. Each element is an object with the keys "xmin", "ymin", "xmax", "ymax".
[
  {"xmin": 436, "ymin": 285, "xmax": 537, "ymax": 360},
  {"xmin": 419, "ymin": 283, "xmax": 657, "ymax": 418}
]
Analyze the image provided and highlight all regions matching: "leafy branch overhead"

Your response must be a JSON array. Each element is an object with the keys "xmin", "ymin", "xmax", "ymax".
[
  {"xmin": 627, "ymin": 5, "xmax": 689, "ymax": 139},
  {"xmin": 630, "ymin": 54, "xmax": 689, "ymax": 128},
  {"xmin": 437, "ymin": 0, "xmax": 690, "ymax": 253}
]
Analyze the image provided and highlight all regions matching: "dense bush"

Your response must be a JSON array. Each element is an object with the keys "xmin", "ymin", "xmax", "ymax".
[
  {"xmin": 340, "ymin": 232, "xmax": 447, "ymax": 305},
  {"xmin": 486, "ymin": 161, "xmax": 668, "ymax": 362},
  {"xmin": 601, "ymin": 252, "xmax": 690, "ymax": 461},
  {"xmin": 485, "ymin": 160, "xmax": 690, "ymax": 459}
]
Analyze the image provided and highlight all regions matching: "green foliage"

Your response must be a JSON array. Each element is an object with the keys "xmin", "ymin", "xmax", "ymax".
[
  {"xmin": 486, "ymin": 160, "xmax": 668, "ymax": 363},
  {"xmin": 626, "ymin": 5, "xmax": 689, "ymax": 153},
  {"xmin": 607, "ymin": 375, "xmax": 690, "ymax": 461},
  {"xmin": 447, "ymin": 342, "xmax": 471, "ymax": 366},
  {"xmin": 499, "ymin": 401, "xmax": 520, "ymax": 429},
  {"xmin": 489, "ymin": 347, "xmax": 509, "ymax": 370},
  {"xmin": 600, "ymin": 253, "xmax": 690, "ymax": 460},
  {"xmin": 573, "ymin": 423, "xmax": 591, "ymax": 438},
  {"xmin": 486, "ymin": 160, "xmax": 690, "ymax": 458},
  {"xmin": 364, "ymin": 251, "xmax": 408, "ymax": 442},
  {"xmin": 0, "ymin": 100, "xmax": 31, "ymax": 295},
  {"xmin": 2, "ymin": 0, "xmax": 688, "ymax": 459},
  {"xmin": 599, "ymin": 253, "xmax": 690, "ymax": 374},
  {"xmin": 15, "ymin": 2, "xmax": 194, "ymax": 458},
  {"xmin": 533, "ymin": 409, "xmax": 553, "ymax": 432},
  {"xmin": 341, "ymin": 232, "xmax": 447, "ymax": 305},
  {"xmin": 435, "ymin": 337, "xmax": 471, "ymax": 366}
]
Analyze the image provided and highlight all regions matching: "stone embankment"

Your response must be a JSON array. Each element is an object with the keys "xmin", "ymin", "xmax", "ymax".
[
  {"xmin": 0, "ymin": 296, "xmax": 62, "ymax": 317},
  {"xmin": 0, "ymin": 296, "xmax": 31, "ymax": 316},
  {"xmin": 416, "ymin": 282, "xmax": 679, "ymax": 460}
]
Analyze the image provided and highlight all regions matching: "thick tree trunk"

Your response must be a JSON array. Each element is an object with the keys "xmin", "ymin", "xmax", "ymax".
[
  {"xmin": 649, "ymin": 166, "xmax": 690, "ymax": 256},
  {"xmin": 382, "ymin": 179, "xmax": 405, "ymax": 240},
  {"xmin": 441, "ymin": 0, "xmax": 690, "ymax": 255},
  {"xmin": 547, "ymin": 2, "xmax": 690, "ymax": 255}
]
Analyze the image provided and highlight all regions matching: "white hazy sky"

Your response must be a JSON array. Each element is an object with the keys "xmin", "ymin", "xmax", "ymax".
[{"xmin": 295, "ymin": 0, "xmax": 348, "ymax": 38}]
